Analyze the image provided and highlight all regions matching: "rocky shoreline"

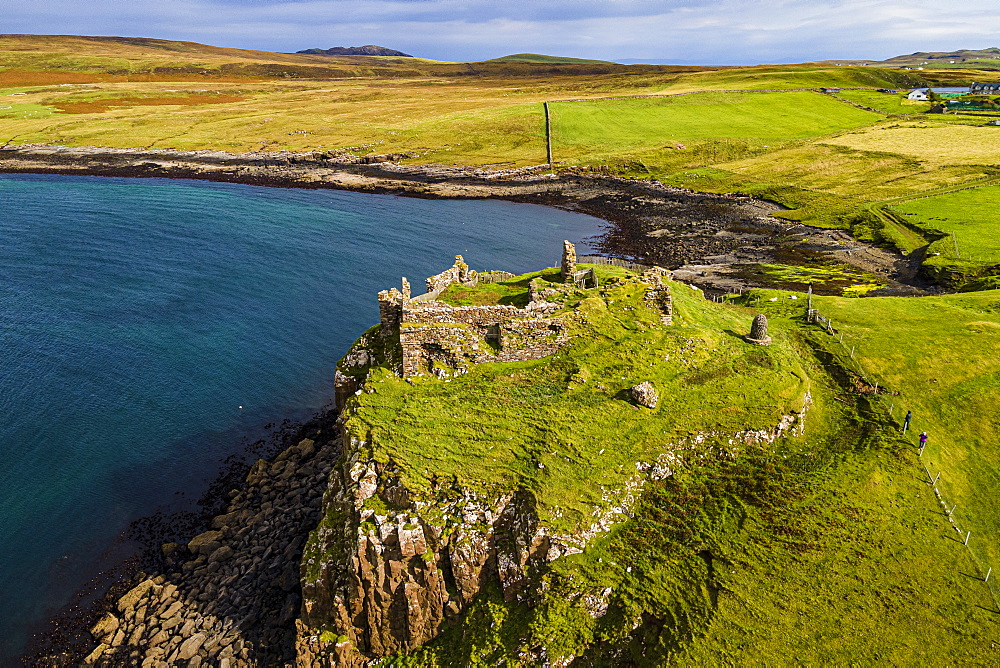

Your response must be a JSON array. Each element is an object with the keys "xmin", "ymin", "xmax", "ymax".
[
  {"xmin": 0, "ymin": 144, "xmax": 925, "ymax": 295},
  {"xmin": 8, "ymin": 145, "xmax": 927, "ymax": 665},
  {"xmin": 27, "ymin": 411, "xmax": 341, "ymax": 667}
]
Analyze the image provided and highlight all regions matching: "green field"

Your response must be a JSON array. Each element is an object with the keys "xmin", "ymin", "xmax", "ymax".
[
  {"xmin": 549, "ymin": 92, "xmax": 881, "ymax": 168},
  {"xmin": 892, "ymin": 186, "xmax": 1000, "ymax": 263},
  {"xmin": 812, "ymin": 290, "xmax": 1000, "ymax": 596}
]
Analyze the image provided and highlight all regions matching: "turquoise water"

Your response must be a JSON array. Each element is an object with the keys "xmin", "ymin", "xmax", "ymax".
[{"xmin": 0, "ymin": 174, "xmax": 603, "ymax": 658}]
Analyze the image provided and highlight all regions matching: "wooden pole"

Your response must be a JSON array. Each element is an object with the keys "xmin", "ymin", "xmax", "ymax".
[{"xmin": 544, "ymin": 102, "xmax": 553, "ymax": 165}]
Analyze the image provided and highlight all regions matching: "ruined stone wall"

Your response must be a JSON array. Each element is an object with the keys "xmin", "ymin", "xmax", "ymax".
[
  {"xmin": 496, "ymin": 319, "xmax": 568, "ymax": 363},
  {"xmin": 642, "ymin": 267, "xmax": 674, "ymax": 326},
  {"xmin": 377, "ymin": 288, "xmax": 403, "ymax": 333},
  {"xmin": 404, "ymin": 302, "xmax": 522, "ymax": 332},
  {"xmin": 424, "ymin": 255, "xmax": 470, "ymax": 295},
  {"xmin": 399, "ymin": 323, "xmax": 491, "ymax": 377},
  {"xmin": 396, "ymin": 299, "xmax": 567, "ymax": 377},
  {"xmin": 561, "ymin": 240, "xmax": 577, "ymax": 282}
]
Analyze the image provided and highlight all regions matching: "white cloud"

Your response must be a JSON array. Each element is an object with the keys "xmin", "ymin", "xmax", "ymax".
[{"xmin": 4, "ymin": 0, "xmax": 1000, "ymax": 63}]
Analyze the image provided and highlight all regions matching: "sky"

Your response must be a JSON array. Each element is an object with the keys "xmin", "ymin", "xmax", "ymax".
[{"xmin": 5, "ymin": 0, "xmax": 1000, "ymax": 64}]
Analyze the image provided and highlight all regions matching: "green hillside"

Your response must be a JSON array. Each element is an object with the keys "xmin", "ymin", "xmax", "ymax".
[
  {"xmin": 316, "ymin": 267, "xmax": 998, "ymax": 664},
  {"xmin": 485, "ymin": 53, "xmax": 616, "ymax": 65}
]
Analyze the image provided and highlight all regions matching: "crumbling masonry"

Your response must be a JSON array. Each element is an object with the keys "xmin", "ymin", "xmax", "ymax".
[
  {"xmin": 377, "ymin": 255, "xmax": 568, "ymax": 378},
  {"xmin": 371, "ymin": 245, "xmax": 673, "ymax": 379}
]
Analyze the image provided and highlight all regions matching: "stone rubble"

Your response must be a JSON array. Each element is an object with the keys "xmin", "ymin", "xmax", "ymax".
[{"xmin": 82, "ymin": 428, "xmax": 341, "ymax": 667}]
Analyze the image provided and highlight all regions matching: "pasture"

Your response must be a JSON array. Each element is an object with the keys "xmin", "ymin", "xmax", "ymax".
[
  {"xmin": 813, "ymin": 289, "xmax": 1000, "ymax": 589},
  {"xmin": 892, "ymin": 186, "xmax": 1000, "ymax": 263},
  {"xmin": 549, "ymin": 91, "xmax": 881, "ymax": 168}
]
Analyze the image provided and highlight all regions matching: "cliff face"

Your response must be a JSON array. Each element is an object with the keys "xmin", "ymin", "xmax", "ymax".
[
  {"xmin": 297, "ymin": 432, "xmax": 555, "ymax": 664},
  {"xmin": 296, "ymin": 410, "xmax": 810, "ymax": 665}
]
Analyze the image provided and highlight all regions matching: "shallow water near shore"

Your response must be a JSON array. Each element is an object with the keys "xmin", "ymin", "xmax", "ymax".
[{"xmin": 0, "ymin": 173, "xmax": 603, "ymax": 660}]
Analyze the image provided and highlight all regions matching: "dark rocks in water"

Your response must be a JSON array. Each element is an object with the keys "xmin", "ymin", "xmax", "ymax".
[{"xmin": 296, "ymin": 45, "xmax": 413, "ymax": 57}]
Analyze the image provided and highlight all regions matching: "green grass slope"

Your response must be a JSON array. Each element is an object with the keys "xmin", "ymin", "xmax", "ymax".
[
  {"xmin": 485, "ymin": 53, "xmax": 616, "ymax": 65},
  {"xmin": 326, "ymin": 268, "xmax": 997, "ymax": 664},
  {"xmin": 814, "ymin": 290, "xmax": 1000, "ymax": 585}
]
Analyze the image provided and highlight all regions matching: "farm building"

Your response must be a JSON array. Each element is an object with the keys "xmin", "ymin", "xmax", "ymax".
[
  {"xmin": 907, "ymin": 87, "xmax": 971, "ymax": 101},
  {"xmin": 971, "ymin": 82, "xmax": 1000, "ymax": 94}
]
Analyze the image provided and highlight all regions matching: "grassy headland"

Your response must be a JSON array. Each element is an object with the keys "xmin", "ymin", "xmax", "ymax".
[{"xmin": 323, "ymin": 266, "xmax": 998, "ymax": 663}]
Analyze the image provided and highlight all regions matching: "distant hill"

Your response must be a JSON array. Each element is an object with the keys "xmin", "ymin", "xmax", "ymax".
[
  {"xmin": 818, "ymin": 48, "xmax": 1000, "ymax": 71},
  {"xmin": 484, "ymin": 53, "xmax": 616, "ymax": 65},
  {"xmin": 882, "ymin": 48, "xmax": 1000, "ymax": 65},
  {"xmin": 296, "ymin": 46, "xmax": 412, "ymax": 57}
]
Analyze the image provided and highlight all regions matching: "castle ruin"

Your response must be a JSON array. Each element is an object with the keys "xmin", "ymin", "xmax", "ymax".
[{"xmin": 366, "ymin": 244, "xmax": 673, "ymax": 382}]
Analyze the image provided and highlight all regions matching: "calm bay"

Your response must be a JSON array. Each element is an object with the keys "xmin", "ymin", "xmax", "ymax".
[{"xmin": 0, "ymin": 173, "xmax": 604, "ymax": 658}]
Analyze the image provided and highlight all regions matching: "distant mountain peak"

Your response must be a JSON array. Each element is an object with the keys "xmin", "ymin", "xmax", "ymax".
[{"xmin": 296, "ymin": 45, "xmax": 412, "ymax": 57}]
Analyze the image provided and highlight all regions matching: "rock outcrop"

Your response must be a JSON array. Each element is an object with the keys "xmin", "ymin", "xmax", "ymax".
[
  {"xmin": 630, "ymin": 381, "xmax": 659, "ymax": 408},
  {"xmin": 296, "ymin": 436, "xmax": 573, "ymax": 666}
]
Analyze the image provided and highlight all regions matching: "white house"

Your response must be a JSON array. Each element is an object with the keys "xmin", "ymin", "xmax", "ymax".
[{"xmin": 908, "ymin": 89, "xmax": 929, "ymax": 100}]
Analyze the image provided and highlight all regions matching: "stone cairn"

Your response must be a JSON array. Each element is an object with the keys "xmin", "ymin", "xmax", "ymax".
[
  {"xmin": 561, "ymin": 240, "xmax": 577, "ymax": 283},
  {"xmin": 630, "ymin": 381, "xmax": 659, "ymax": 408},
  {"xmin": 745, "ymin": 313, "xmax": 772, "ymax": 346}
]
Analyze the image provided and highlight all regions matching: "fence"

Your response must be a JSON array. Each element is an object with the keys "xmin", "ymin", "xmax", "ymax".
[
  {"xmin": 576, "ymin": 255, "xmax": 653, "ymax": 272},
  {"xmin": 794, "ymin": 292, "xmax": 999, "ymax": 609},
  {"xmin": 706, "ymin": 286, "xmax": 998, "ymax": 608}
]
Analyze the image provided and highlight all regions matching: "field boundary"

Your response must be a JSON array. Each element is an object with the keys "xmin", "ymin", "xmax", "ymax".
[{"xmin": 802, "ymin": 300, "xmax": 1000, "ymax": 611}]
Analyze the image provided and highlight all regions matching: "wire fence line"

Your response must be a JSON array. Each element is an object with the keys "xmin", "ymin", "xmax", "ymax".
[
  {"xmin": 712, "ymin": 286, "xmax": 999, "ymax": 609},
  {"xmin": 798, "ymin": 296, "xmax": 998, "ymax": 609}
]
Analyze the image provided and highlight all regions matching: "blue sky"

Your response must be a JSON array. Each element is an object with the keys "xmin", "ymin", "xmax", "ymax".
[{"xmin": 5, "ymin": 0, "xmax": 1000, "ymax": 63}]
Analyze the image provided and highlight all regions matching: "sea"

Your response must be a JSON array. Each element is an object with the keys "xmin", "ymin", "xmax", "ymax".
[{"xmin": 0, "ymin": 173, "xmax": 605, "ymax": 660}]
